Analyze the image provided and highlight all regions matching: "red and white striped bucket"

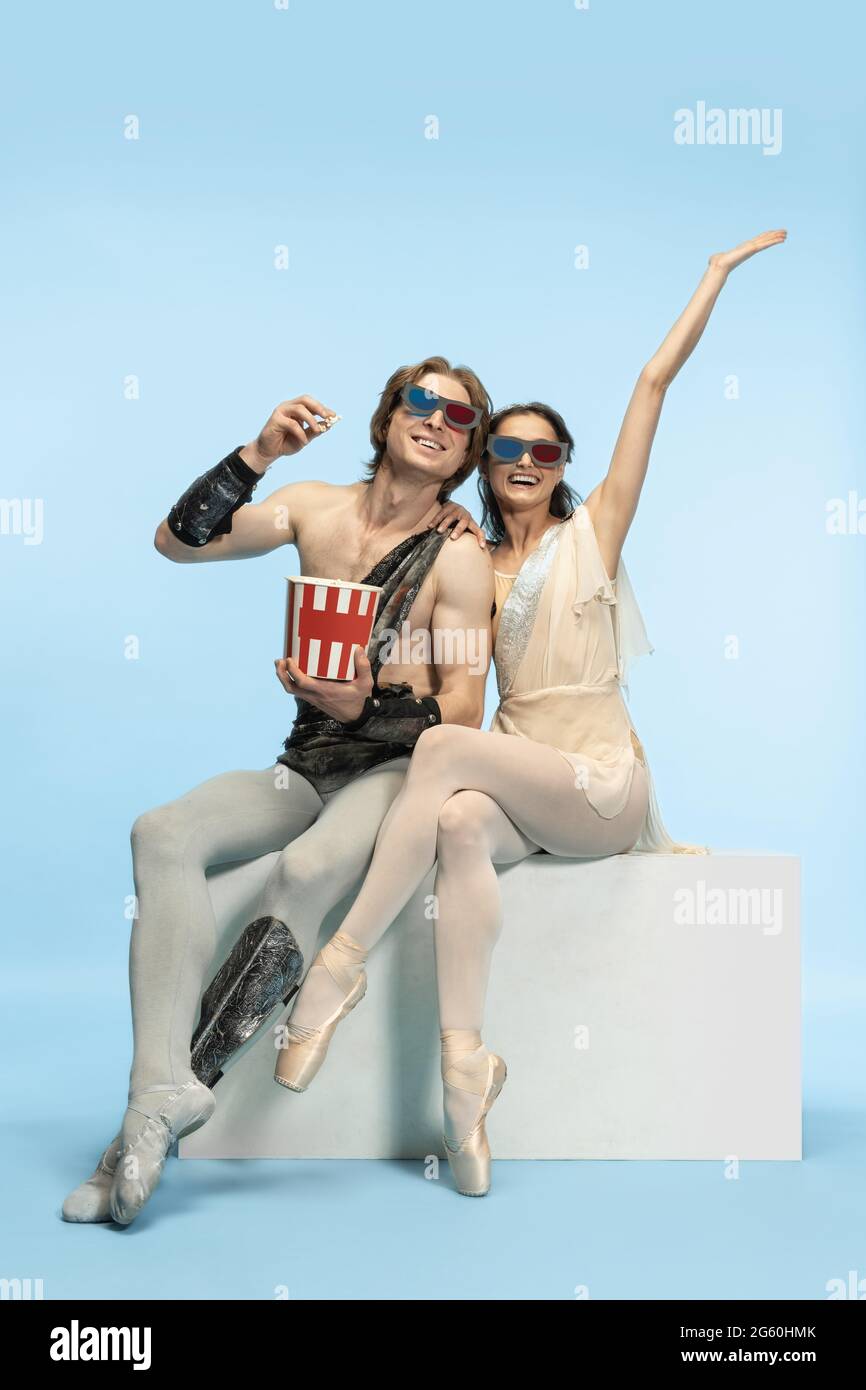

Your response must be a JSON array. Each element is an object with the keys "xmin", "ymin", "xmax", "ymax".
[{"xmin": 284, "ymin": 575, "xmax": 383, "ymax": 681}]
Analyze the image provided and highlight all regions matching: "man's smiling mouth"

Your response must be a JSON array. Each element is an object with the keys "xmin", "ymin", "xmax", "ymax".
[{"xmin": 411, "ymin": 433, "xmax": 446, "ymax": 452}]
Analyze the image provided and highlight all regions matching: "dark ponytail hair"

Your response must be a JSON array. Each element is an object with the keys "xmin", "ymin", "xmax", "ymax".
[{"xmin": 477, "ymin": 401, "xmax": 582, "ymax": 545}]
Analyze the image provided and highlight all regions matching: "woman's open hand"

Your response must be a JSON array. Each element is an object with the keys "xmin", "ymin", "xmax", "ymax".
[
  {"xmin": 425, "ymin": 500, "xmax": 487, "ymax": 548},
  {"xmin": 708, "ymin": 229, "xmax": 787, "ymax": 278}
]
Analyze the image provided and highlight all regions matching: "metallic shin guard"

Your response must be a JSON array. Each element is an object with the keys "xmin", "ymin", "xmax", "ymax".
[{"xmin": 191, "ymin": 916, "xmax": 304, "ymax": 1088}]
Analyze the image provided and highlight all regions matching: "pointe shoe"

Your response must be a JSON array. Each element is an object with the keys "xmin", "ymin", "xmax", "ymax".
[
  {"xmin": 61, "ymin": 1134, "xmax": 122, "ymax": 1223},
  {"xmin": 443, "ymin": 1053, "xmax": 507, "ymax": 1198},
  {"xmin": 109, "ymin": 1079, "xmax": 215, "ymax": 1226},
  {"xmin": 274, "ymin": 932, "xmax": 367, "ymax": 1093}
]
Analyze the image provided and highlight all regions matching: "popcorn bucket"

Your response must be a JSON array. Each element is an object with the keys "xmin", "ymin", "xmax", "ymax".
[{"xmin": 284, "ymin": 575, "xmax": 383, "ymax": 681}]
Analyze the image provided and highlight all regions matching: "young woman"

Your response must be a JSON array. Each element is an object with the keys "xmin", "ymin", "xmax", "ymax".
[{"xmin": 272, "ymin": 230, "xmax": 786, "ymax": 1195}]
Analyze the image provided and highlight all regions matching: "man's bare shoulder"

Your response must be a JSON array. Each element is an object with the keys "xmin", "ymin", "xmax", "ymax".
[
  {"xmin": 264, "ymin": 477, "xmax": 363, "ymax": 507},
  {"xmin": 432, "ymin": 529, "xmax": 495, "ymax": 594},
  {"xmin": 262, "ymin": 477, "xmax": 365, "ymax": 534}
]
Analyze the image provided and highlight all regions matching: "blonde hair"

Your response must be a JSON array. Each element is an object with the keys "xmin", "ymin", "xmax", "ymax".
[{"xmin": 365, "ymin": 355, "xmax": 492, "ymax": 501}]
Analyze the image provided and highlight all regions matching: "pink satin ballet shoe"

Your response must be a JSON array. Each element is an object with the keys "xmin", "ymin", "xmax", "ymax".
[
  {"xmin": 442, "ymin": 1051, "xmax": 508, "ymax": 1197},
  {"xmin": 273, "ymin": 930, "xmax": 367, "ymax": 1093}
]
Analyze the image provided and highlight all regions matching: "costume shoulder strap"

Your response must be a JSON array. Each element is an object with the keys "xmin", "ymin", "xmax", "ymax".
[
  {"xmin": 569, "ymin": 506, "xmax": 617, "ymax": 616},
  {"xmin": 571, "ymin": 505, "xmax": 653, "ymax": 692},
  {"xmin": 367, "ymin": 527, "xmax": 449, "ymax": 679},
  {"xmin": 612, "ymin": 558, "xmax": 654, "ymax": 692}
]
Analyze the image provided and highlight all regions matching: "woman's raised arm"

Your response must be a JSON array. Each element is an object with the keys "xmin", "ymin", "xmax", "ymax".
[{"xmin": 588, "ymin": 229, "xmax": 786, "ymax": 575}]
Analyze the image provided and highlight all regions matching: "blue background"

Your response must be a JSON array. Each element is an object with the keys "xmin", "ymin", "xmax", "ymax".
[{"xmin": 2, "ymin": 0, "xmax": 863, "ymax": 1300}]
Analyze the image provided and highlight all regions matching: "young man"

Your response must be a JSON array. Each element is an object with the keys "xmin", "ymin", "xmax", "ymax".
[{"xmin": 62, "ymin": 356, "xmax": 494, "ymax": 1226}]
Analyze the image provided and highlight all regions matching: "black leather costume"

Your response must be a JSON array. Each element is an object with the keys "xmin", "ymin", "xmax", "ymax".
[
  {"xmin": 167, "ymin": 444, "xmax": 260, "ymax": 548},
  {"xmin": 276, "ymin": 527, "xmax": 448, "ymax": 794}
]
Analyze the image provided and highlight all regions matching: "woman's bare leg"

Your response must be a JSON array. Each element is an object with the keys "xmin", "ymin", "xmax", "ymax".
[
  {"xmin": 287, "ymin": 724, "xmax": 649, "ymax": 1030},
  {"xmin": 433, "ymin": 790, "xmax": 537, "ymax": 1030},
  {"xmin": 432, "ymin": 790, "xmax": 538, "ymax": 1141},
  {"xmin": 431, "ymin": 768, "xmax": 647, "ymax": 1141},
  {"xmin": 339, "ymin": 724, "xmax": 646, "ymax": 944}
]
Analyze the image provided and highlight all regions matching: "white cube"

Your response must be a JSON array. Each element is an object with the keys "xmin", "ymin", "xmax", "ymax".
[{"xmin": 181, "ymin": 851, "xmax": 800, "ymax": 1161}]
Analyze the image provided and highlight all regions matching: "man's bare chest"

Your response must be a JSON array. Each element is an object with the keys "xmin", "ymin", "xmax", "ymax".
[
  {"xmin": 294, "ymin": 521, "xmax": 437, "ymax": 630},
  {"xmin": 296, "ymin": 514, "xmax": 424, "ymax": 581}
]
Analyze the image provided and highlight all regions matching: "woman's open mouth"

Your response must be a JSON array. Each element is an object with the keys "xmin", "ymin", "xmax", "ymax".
[{"xmin": 507, "ymin": 472, "xmax": 541, "ymax": 488}]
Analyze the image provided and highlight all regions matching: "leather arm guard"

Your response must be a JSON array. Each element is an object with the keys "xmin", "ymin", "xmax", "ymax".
[
  {"xmin": 339, "ymin": 681, "xmax": 442, "ymax": 744},
  {"xmin": 167, "ymin": 445, "xmax": 262, "ymax": 548}
]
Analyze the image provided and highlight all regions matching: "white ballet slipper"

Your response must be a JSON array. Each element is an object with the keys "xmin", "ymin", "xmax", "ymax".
[
  {"xmin": 109, "ymin": 1080, "xmax": 215, "ymax": 1226},
  {"xmin": 61, "ymin": 1135, "xmax": 122, "ymax": 1223}
]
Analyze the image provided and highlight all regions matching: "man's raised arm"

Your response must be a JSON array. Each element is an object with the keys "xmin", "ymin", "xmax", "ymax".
[{"xmin": 153, "ymin": 395, "xmax": 337, "ymax": 563}]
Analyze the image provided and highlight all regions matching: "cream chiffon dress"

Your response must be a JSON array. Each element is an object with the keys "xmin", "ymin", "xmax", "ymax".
[{"xmin": 490, "ymin": 505, "xmax": 706, "ymax": 854}]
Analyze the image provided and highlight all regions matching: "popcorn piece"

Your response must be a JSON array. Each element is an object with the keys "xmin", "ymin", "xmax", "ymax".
[{"xmin": 319, "ymin": 413, "xmax": 341, "ymax": 431}]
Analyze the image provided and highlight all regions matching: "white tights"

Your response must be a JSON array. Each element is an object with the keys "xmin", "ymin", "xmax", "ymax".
[
  {"xmin": 290, "ymin": 726, "xmax": 650, "ymax": 1140},
  {"xmin": 126, "ymin": 757, "xmax": 409, "ymax": 1094}
]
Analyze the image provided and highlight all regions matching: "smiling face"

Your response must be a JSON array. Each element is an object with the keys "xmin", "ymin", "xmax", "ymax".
[
  {"xmin": 385, "ymin": 371, "xmax": 474, "ymax": 487},
  {"xmin": 483, "ymin": 411, "xmax": 567, "ymax": 516}
]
